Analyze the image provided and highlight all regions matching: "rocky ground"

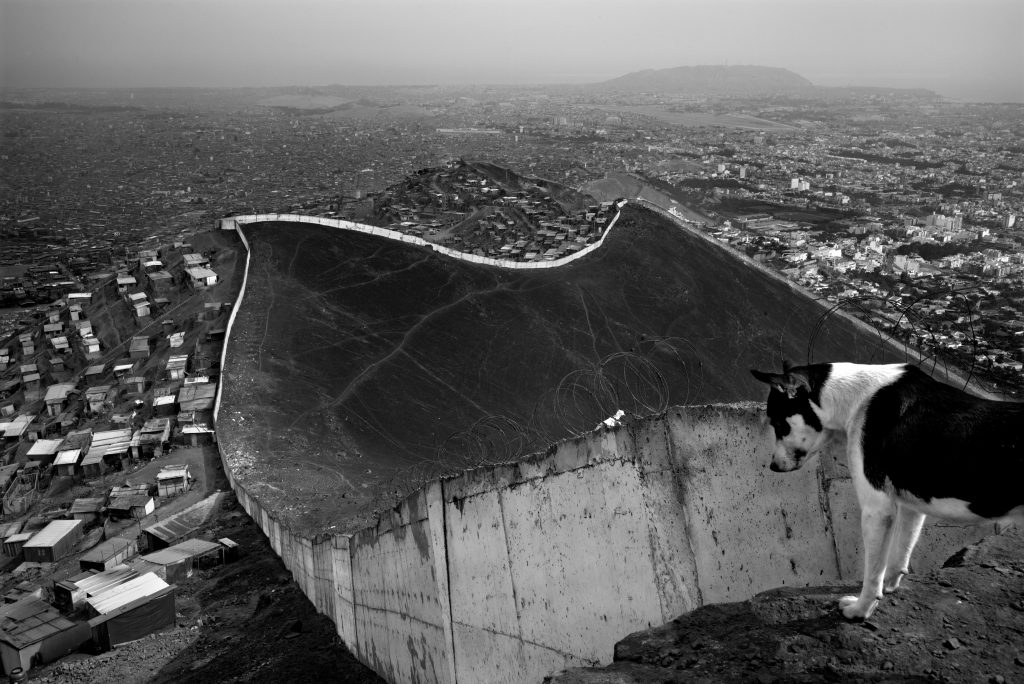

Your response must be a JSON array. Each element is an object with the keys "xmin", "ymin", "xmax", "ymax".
[{"xmin": 548, "ymin": 527, "xmax": 1024, "ymax": 684}]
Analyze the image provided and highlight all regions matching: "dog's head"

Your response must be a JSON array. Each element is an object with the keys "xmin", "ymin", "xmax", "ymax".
[{"xmin": 751, "ymin": 361, "xmax": 828, "ymax": 472}]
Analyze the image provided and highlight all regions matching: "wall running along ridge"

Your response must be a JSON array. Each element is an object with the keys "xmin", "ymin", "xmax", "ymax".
[{"xmin": 211, "ymin": 208, "xmax": 990, "ymax": 684}]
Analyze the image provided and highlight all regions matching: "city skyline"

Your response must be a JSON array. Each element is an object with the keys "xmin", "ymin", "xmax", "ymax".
[{"xmin": 1, "ymin": 0, "xmax": 1022, "ymax": 102}]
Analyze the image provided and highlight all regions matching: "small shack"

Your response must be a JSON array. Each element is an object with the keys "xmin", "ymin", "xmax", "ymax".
[
  {"xmin": 53, "ymin": 565, "xmax": 136, "ymax": 612},
  {"xmin": 86, "ymin": 573, "xmax": 176, "ymax": 651},
  {"xmin": 106, "ymin": 484, "xmax": 155, "ymax": 521},
  {"xmin": 69, "ymin": 498, "xmax": 105, "ymax": 527},
  {"xmin": 136, "ymin": 538, "xmax": 221, "ymax": 583},
  {"xmin": 128, "ymin": 336, "xmax": 150, "ymax": 360},
  {"xmin": 84, "ymin": 385, "xmax": 115, "ymax": 415},
  {"xmin": 0, "ymin": 597, "xmax": 89, "ymax": 674},
  {"xmin": 43, "ymin": 383, "xmax": 76, "ymax": 418},
  {"xmin": 79, "ymin": 537, "xmax": 139, "ymax": 573},
  {"xmin": 21, "ymin": 519, "xmax": 84, "ymax": 564},
  {"xmin": 156, "ymin": 465, "xmax": 192, "ymax": 498}
]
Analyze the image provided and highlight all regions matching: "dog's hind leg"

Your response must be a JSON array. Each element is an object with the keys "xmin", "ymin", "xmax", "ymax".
[
  {"xmin": 883, "ymin": 505, "xmax": 926, "ymax": 593},
  {"xmin": 839, "ymin": 498, "xmax": 895, "ymax": 620}
]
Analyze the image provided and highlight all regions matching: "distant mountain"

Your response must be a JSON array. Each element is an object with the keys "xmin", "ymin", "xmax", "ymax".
[{"xmin": 592, "ymin": 65, "xmax": 814, "ymax": 95}]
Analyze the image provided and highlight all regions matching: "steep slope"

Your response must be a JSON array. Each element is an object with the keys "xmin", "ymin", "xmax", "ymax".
[
  {"xmin": 593, "ymin": 65, "xmax": 813, "ymax": 95},
  {"xmin": 217, "ymin": 204, "xmax": 908, "ymax": 534}
]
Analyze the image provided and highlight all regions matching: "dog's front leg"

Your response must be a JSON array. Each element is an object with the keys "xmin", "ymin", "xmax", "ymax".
[
  {"xmin": 839, "ymin": 502, "xmax": 895, "ymax": 620},
  {"xmin": 883, "ymin": 505, "xmax": 926, "ymax": 593}
]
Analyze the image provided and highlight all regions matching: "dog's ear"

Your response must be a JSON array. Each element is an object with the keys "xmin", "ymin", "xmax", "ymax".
[
  {"xmin": 751, "ymin": 369, "xmax": 786, "ymax": 393},
  {"xmin": 751, "ymin": 367, "xmax": 811, "ymax": 398}
]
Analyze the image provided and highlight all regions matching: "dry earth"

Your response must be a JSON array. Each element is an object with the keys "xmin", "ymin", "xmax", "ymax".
[{"xmin": 548, "ymin": 527, "xmax": 1024, "ymax": 684}]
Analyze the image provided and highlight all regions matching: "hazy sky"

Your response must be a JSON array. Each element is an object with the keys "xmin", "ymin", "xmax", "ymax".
[{"xmin": 2, "ymin": 0, "xmax": 1022, "ymax": 101}]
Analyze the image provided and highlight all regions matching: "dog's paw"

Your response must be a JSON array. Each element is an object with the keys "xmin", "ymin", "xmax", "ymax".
[
  {"xmin": 883, "ymin": 571, "xmax": 906, "ymax": 594},
  {"xmin": 838, "ymin": 595, "xmax": 876, "ymax": 620}
]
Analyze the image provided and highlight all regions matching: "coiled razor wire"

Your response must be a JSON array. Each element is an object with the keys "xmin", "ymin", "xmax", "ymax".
[{"xmin": 805, "ymin": 284, "xmax": 1004, "ymax": 395}]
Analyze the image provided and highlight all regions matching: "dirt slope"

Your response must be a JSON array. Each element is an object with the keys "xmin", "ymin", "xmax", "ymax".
[
  {"xmin": 218, "ymin": 204, "xmax": 913, "ymax": 535},
  {"xmin": 547, "ymin": 527, "xmax": 1024, "ymax": 684}
]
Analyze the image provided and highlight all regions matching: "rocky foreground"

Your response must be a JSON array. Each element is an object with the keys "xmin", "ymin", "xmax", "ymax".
[{"xmin": 548, "ymin": 527, "xmax": 1024, "ymax": 684}]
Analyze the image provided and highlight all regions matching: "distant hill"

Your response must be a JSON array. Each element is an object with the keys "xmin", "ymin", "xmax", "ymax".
[
  {"xmin": 219, "ymin": 204, "xmax": 910, "ymax": 533},
  {"xmin": 592, "ymin": 65, "xmax": 814, "ymax": 95}
]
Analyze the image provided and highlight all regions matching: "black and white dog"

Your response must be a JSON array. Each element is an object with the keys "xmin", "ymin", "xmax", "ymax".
[{"xmin": 751, "ymin": 361, "xmax": 1023, "ymax": 620}]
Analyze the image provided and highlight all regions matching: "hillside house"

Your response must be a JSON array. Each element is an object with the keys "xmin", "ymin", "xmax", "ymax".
[
  {"xmin": 84, "ymin": 428, "xmax": 132, "ymax": 473},
  {"xmin": 106, "ymin": 484, "xmax": 155, "ymax": 521},
  {"xmin": 81, "ymin": 335, "xmax": 101, "ymax": 356},
  {"xmin": 52, "ymin": 448, "xmax": 83, "ymax": 478},
  {"xmin": 182, "ymin": 253, "xmax": 209, "ymax": 269},
  {"xmin": 177, "ymin": 382, "xmax": 216, "ymax": 413},
  {"xmin": 168, "ymin": 331, "xmax": 185, "ymax": 348},
  {"xmin": 116, "ymin": 275, "xmax": 137, "ymax": 294},
  {"xmin": 50, "ymin": 336, "xmax": 70, "ymax": 353},
  {"xmin": 79, "ymin": 537, "xmax": 138, "ymax": 573},
  {"xmin": 136, "ymin": 538, "xmax": 221, "ymax": 583},
  {"xmin": 0, "ymin": 597, "xmax": 89, "ymax": 674},
  {"xmin": 147, "ymin": 270, "xmax": 174, "ymax": 296},
  {"xmin": 129, "ymin": 336, "xmax": 150, "ymax": 360},
  {"xmin": 84, "ymin": 385, "xmax": 114, "ymax": 415},
  {"xmin": 22, "ymin": 519, "xmax": 84, "ymax": 563},
  {"xmin": 112, "ymin": 360, "xmax": 139, "ymax": 379},
  {"xmin": 156, "ymin": 465, "xmax": 192, "ymax": 498},
  {"xmin": 43, "ymin": 383, "xmax": 76, "ymax": 417},
  {"xmin": 83, "ymin": 364, "xmax": 106, "ymax": 387},
  {"xmin": 185, "ymin": 267, "xmax": 218, "ymax": 289},
  {"xmin": 181, "ymin": 424, "xmax": 215, "ymax": 446},
  {"xmin": 69, "ymin": 497, "xmax": 105, "ymax": 526},
  {"xmin": 123, "ymin": 376, "xmax": 146, "ymax": 394},
  {"xmin": 86, "ymin": 572, "xmax": 176, "ymax": 651},
  {"xmin": 132, "ymin": 418, "xmax": 171, "ymax": 459},
  {"xmin": 25, "ymin": 439, "xmax": 61, "ymax": 468},
  {"xmin": 165, "ymin": 355, "xmax": 188, "ymax": 381}
]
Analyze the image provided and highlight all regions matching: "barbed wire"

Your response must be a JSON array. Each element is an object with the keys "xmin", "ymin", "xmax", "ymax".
[{"xmin": 805, "ymin": 283, "xmax": 1010, "ymax": 395}]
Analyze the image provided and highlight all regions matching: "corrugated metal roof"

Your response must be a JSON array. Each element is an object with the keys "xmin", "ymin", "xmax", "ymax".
[
  {"xmin": 27, "ymin": 438, "xmax": 63, "ymax": 457},
  {"xmin": 87, "ymin": 572, "xmax": 169, "ymax": 615},
  {"xmin": 0, "ymin": 597, "xmax": 77, "ymax": 648},
  {"xmin": 69, "ymin": 498, "xmax": 105, "ymax": 515},
  {"xmin": 43, "ymin": 382, "xmax": 76, "ymax": 402},
  {"xmin": 157, "ymin": 465, "xmax": 189, "ymax": 480},
  {"xmin": 23, "ymin": 519, "xmax": 83, "ymax": 549},
  {"xmin": 73, "ymin": 565, "xmax": 138, "ymax": 596},
  {"xmin": 53, "ymin": 448, "xmax": 82, "ymax": 466}
]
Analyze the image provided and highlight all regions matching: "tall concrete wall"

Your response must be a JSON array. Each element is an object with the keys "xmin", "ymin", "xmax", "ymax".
[
  {"xmin": 216, "ymin": 404, "xmax": 991, "ymax": 684},
  {"xmin": 211, "ymin": 211, "xmax": 993, "ymax": 683}
]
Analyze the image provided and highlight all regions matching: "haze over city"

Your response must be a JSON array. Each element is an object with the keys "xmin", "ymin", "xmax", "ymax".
[{"xmin": 1, "ymin": 0, "xmax": 1022, "ymax": 102}]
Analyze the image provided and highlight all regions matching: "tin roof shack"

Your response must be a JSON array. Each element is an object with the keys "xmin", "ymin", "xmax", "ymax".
[
  {"xmin": 147, "ymin": 270, "xmax": 174, "ymax": 297},
  {"xmin": 165, "ymin": 354, "xmax": 188, "ymax": 382},
  {"xmin": 0, "ymin": 598, "xmax": 89, "ymax": 675},
  {"xmin": 152, "ymin": 394, "xmax": 177, "ymax": 418},
  {"xmin": 106, "ymin": 485, "xmax": 155, "ymax": 521},
  {"xmin": 83, "ymin": 429, "xmax": 131, "ymax": 474},
  {"xmin": 68, "ymin": 498, "xmax": 105, "ymax": 527},
  {"xmin": 22, "ymin": 519, "xmax": 84, "ymax": 564},
  {"xmin": 0, "ymin": 415, "xmax": 32, "ymax": 445},
  {"xmin": 177, "ymin": 382, "xmax": 216, "ymax": 414},
  {"xmin": 131, "ymin": 418, "xmax": 171, "ymax": 460},
  {"xmin": 43, "ymin": 383, "xmax": 76, "ymax": 418},
  {"xmin": 82, "ymin": 364, "xmax": 106, "ymax": 387},
  {"xmin": 182, "ymin": 253, "xmax": 209, "ymax": 269},
  {"xmin": 128, "ymin": 336, "xmax": 150, "ymax": 360},
  {"xmin": 53, "ymin": 429, "xmax": 92, "ymax": 478},
  {"xmin": 79, "ymin": 537, "xmax": 138, "ymax": 573},
  {"xmin": 136, "ymin": 538, "xmax": 221, "ymax": 583},
  {"xmin": 54, "ymin": 565, "xmax": 136, "ymax": 613},
  {"xmin": 156, "ymin": 465, "xmax": 191, "ymax": 498},
  {"xmin": 86, "ymin": 573, "xmax": 175, "ymax": 651},
  {"xmin": 181, "ymin": 424, "xmax": 215, "ymax": 447},
  {"xmin": 123, "ymin": 375, "xmax": 146, "ymax": 395},
  {"xmin": 84, "ymin": 385, "xmax": 115, "ymax": 416},
  {"xmin": 2, "ymin": 533, "xmax": 32, "ymax": 560},
  {"xmin": 184, "ymin": 267, "xmax": 218, "ymax": 290},
  {"xmin": 140, "ymin": 494, "xmax": 223, "ymax": 552}
]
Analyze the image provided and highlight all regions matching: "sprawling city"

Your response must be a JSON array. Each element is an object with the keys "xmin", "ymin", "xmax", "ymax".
[{"xmin": 1, "ymin": 0, "xmax": 1022, "ymax": 681}]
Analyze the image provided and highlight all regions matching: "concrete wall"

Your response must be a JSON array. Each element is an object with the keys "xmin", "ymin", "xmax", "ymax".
[
  {"xmin": 212, "ymin": 212, "xmax": 993, "ymax": 683},
  {"xmin": 216, "ymin": 404, "xmax": 991, "ymax": 684},
  {"xmin": 217, "ymin": 199, "xmax": 625, "ymax": 271}
]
